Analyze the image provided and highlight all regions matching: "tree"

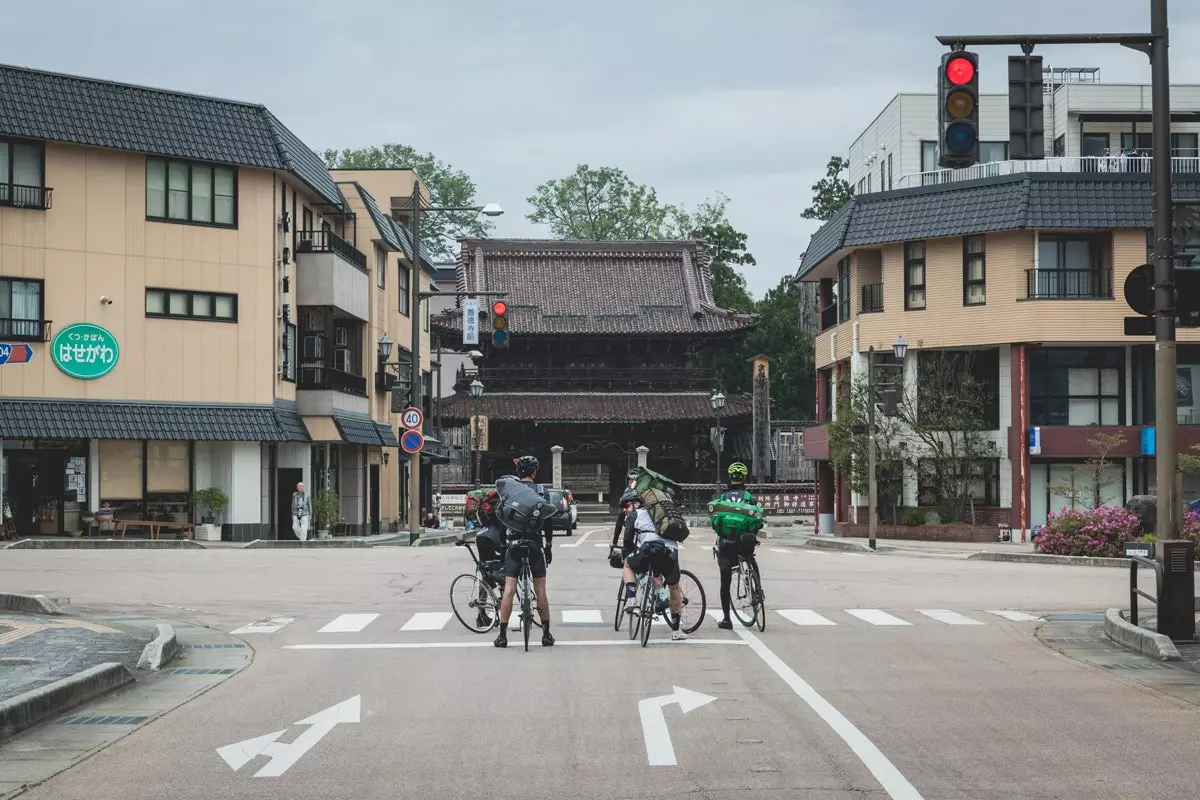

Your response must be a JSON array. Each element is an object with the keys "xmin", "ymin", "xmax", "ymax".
[
  {"xmin": 323, "ymin": 143, "xmax": 493, "ymax": 260},
  {"xmin": 801, "ymin": 156, "xmax": 854, "ymax": 222},
  {"xmin": 827, "ymin": 373, "xmax": 906, "ymax": 522},
  {"xmin": 1049, "ymin": 432, "xmax": 1129, "ymax": 511},
  {"xmin": 525, "ymin": 164, "xmax": 676, "ymax": 240}
]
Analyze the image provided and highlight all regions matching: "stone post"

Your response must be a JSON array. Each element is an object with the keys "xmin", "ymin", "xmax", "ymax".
[
  {"xmin": 636, "ymin": 445, "xmax": 649, "ymax": 469},
  {"xmin": 551, "ymin": 445, "xmax": 563, "ymax": 488}
]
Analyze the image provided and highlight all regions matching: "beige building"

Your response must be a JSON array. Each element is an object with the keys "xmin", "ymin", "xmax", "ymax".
[{"xmin": 0, "ymin": 63, "xmax": 430, "ymax": 540}]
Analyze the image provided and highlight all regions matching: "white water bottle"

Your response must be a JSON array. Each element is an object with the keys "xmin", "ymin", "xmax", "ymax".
[{"xmin": 656, "ymin": 586, "xmax": 668, "ymax": 605}]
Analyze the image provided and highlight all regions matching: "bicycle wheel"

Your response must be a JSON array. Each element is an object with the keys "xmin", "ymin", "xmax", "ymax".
[
  {"xmin": 614, "ymin": 578, "xmax": 627, "ymax": 632},
  {"xmin": 676, "ymin": 569, "xmax": 707, "ymax": 634},
  {"xmin": 731, "ymin": 561, "xmax": 757, "ymax": 627},
  {"xmin": 450, "ymin": 573, "xmax": 499, "ymax": 634},
  {"xmin": 751, "ymin": 564, "xmax": 766, "ymax": 632},
  {"xmin": 639, "ymin": 581, "xmax": 654, "ymax": 648},
  {"xmin": 627, "ymin": 576, "xmax": 644, "ymax": 640},
  {"xmin": 521, "ymin": 568, "xmax": 533, "ymax": 652}
]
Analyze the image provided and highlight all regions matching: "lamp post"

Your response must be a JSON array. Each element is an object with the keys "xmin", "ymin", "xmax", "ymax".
[
  {"xmin": 406, "ymin": 182, "xmax": 502, "ymax": 543},
  {"xmin": 469, "ymin": 378, "xmax": 484, "ymax": 486},
  {"xmin": 868, "ymin": 335, "xmax": 907, "ymax": 552},
  {"xmin": 710, "ymin": 390, "xmax": 726, "ymax": 491}
]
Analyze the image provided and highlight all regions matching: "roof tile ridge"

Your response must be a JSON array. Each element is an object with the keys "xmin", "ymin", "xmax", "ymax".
[
  {"xmin": 679, "ymin": 249, "xmax": 703, "ymax": 317},
  {"xmin": 1016, "ymin": 175, "xmax": 1032, "ymax": 228}
]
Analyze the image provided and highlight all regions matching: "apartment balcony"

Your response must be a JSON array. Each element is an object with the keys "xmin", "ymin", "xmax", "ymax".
[
  {"xmin": 0, "ymin": 184, "xmax": 53, "ymax": 210},
  {"xmin": 1024, "ymin": 268, "xmax": 1113, "ymax": 300},
  {"xmin": 295, "ymin": 230, "xmax": 370, "ymax": 321},
  {"xmin": 0, "ymin": 318, "xmax": 52, "ymax": 342},
  {"xmin": 896, "ymin": 156, "xmax": 1200, "ymax": 190},
  {"xmin": 860, "ymin": 283, "xmax": 883, "ymax": 314}
]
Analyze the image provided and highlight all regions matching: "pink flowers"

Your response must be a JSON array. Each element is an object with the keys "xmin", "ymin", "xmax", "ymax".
[
  {"xmin": 1180, "ymin": 512, "xmax": 1200, "ymax": 557},
  {"xmin": 1033, "ymin": 506, "xmax": 1141, "ymax": 557}
]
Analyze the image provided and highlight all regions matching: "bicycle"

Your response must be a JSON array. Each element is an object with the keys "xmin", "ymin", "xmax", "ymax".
[
  {"xmin": 626, "ymin": 556, "xmax": 706, "ymax": 647},
  {"xmin": 449, "ymin": 539, "xmax": 502, "ymax": 633},
  {"xmin": 507, "ymin": 539, "xmax": 543, "ymax": 651},
  {"xmin": 718, "ymin": 534, "xmax": 766, "ymax": 632}
]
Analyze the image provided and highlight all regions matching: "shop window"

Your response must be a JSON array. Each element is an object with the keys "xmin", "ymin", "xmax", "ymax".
[
  {"xmin": 1030, "ymin": 348, "xmax": 1123, "ymax": 426},
  {"xmin": 99, "ymin": 440, "xmax": 144, "ymax": 505},
  {"xmin": 147, "ymin": 441, "xmax": 190, "ymax": 492}
]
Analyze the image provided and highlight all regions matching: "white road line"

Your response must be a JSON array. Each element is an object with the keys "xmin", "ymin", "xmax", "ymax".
[
  {"xmin": 776, "ymin": 609, "xmax": 838, "ymax": 626},
  {"xmin": 846, "ymin": 609, "xmax": 912, "ymax": 626},
  {"xmin": 802, "ymin": 549, "xmax": 830, "ymax": 555},
  {"xmin": 561, "ymin": 530, "xmax": 594, "ymax": 548},
  {"xmin": 769, "ymin": 548, "xmax": 793, "ymax": 555},
  {"xmin": 562, "ymin": 609, "xmax": 603, "ymax": 624},
  {"xmin": 985, "ymin": 610, "xmax": 1042, "ymax": 622},
  {"xmin": 318, "ymin": 613, "xmax": 380, "ymax": 633},
  {"xmin": 916, "ymin": 609, "xmax": 983, "ymax": 626},
  {"xmin": 594, "ymin": 543, "xmax": 610, "ymax": 548},
  {"xmin": 721, "ymin": 617, "xmax": 926, "ymax": 800},
  {"xmin": 284, "ymin": 639, "xmax": 745, "ymax": 650},
  {"xmin": 231, "ymin": 616, "xmax": 294, "ymax": 635},
  {"xmin": 399, "ymin": 612, "xmax": 453, "ymax": 631}
]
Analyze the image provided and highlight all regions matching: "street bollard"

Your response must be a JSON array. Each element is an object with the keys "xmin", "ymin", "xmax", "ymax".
[{"xmin": 1157, "ymin": 540, "xmax": 1196, "ymax": 641}]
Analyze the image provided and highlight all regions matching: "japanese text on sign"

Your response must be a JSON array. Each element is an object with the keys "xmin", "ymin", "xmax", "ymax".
[
  {"xmin": 462, "ymin": 298, "xmax": 479, "ymax": 345},
  {"xmin": 51, "ymin": 323, "xmax": 120, "ymax": 380}
]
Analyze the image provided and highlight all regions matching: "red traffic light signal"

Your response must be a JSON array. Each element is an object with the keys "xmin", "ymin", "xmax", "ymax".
[
  {"xmin": 492, "ymin": 300, "xmax": 507, "ymax": 316},
  {"xmin": 490, "ymin": 298, "xmax": 509, "ymax": 348},
  {"xmin": 945, "ymin": 56, "xmax": 975, "ymax": 85}
]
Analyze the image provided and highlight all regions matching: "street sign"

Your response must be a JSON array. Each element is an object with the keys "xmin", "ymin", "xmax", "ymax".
[
  {"xmin": 401, "ymin": 429, "xmax": 424, "ymax": 454},
  {"xmin": 462, "ymin": 298, "xmax": 479, "ymax": 345},
  {"xmin": 0, "ymin": 343, "xmax": 33, "ymax": 365},
  {"xmin": 51, "ymin": 322, "xmax": 119, "ymax": 380},
  {"xmin": 1028, "ymin": 426, "xmax": 1041, "ymax": 455},
  {"xmin": 401, "ymin": 407, "xmax": 424, "ymax": 430},
  {"xmin": 638, "ymin": 686, "xmax": 716, "ymax": 766},
  {"xmin": 216, "ymin": 695, "xmax": 361, "ymax": 778}
]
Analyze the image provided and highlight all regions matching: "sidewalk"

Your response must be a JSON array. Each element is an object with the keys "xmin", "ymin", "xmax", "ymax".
[{"xmin": 767, "ymin": 529, "xmax": 1037, "ymax": 556}]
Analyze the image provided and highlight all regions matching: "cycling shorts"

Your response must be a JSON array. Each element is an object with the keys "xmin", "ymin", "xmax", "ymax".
[
  {"xmin": 626, "ymin": 543, "xmax": 680, "ymax": 586},
  {"xmin": 502, "ymin": 539, "xmax": 547, "ymax": 579}
]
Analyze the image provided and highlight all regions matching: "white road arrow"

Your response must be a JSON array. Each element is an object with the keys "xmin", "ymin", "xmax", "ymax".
[
  {"xmin": 638, "ymin": 686, "xmax": 716, "ymax": 766},
  {"xmin": 217, "ymin": 695, "xmax": 361, "ymax": 778}
]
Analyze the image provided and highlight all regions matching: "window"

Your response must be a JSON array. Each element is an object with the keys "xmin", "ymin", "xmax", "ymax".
[
  {"xmin": 146, "ymin": 157, "xmax": 236, "ymax": 227},
  {"xmin": 980, "ymin": 142, "xmax": 1009, "ymax": 163},
  {"xmin": 1121, "ymin": 132, "xmax": 1153, "ymax": 154},
  {"xmin": 282, "ymin": 322, "xmax": 297, "ymax": 382},
  {"xmin": 147, "ymin": 441, "xmax": 190, "ymax": 493},
  {"xmin": 145, "ymin": 288, "xmax": 237, "ymax": 321},
  {"xmin": 836, "ymin": 257, "xmax": 850, "ymax": 322},
  {"xmin": 920, "ymin": 141, "xmax": 938, "ymax": 172},
  {"xmin": 376, "ymin": 248, "xmax": 386, "ymax": 290},
  {"xmin": 397, "ymin": 264, "xmax": 411, "ymax": 316},
  {"xmin": 879, "ymin": 161, "xmax": 885, "ymax": 194},
  {"xmin": 1030, "ymin": 348, "xmax": 1124, "ymax": 426},
  {"xmin": 918, "ymin": 458, "xmax": 1000, "ymax": 507},
  {"xmin": 1039, "ymin": 235, "xmax": 1097, "ymax": 271},
  {"xmin": 904, "ymin": 241, "xmax": 926, "ymax": 310},
  {"xmin": 918, "ymin": 349, "xmax": 1000, "ymax": 429},
  {"xmin": 302, "ymin": 207, "xmax": 313, "ymax": 233},
  {"xmin": 1081, "ymin": 133, "xmax": 1109, "ymax": 158},
  {"xmin": 1053, "ymin": 135, "xmax": 1066, "ymax": 157},
  {"xmin": 333, "ymin": 319, "xmax": 363, "ymax": 377},
  {"xmin": 1173, "ymin": 133, "xmax": 1199, "ymax": 158},
  {"xmin": 963, "ymin": 235, "xmax": 986, "ymax": 305},
  {"xmin": 0, "ymin": 277, "xmax": 44, "ymax": 340},
  {"xmin": 100, "ymin": 440, "xmax": 144, "ymax": 500},
  {"xmin": 887, "ymin": 152, "xmax": 893, "ymax": 190},
  {"xmin": 1034, "ymin": 234, "xmax": 1109, "ymax": 298},
  {"xmin": 0, "ymin": 138, "xmax": 46, "ymax": 208}
]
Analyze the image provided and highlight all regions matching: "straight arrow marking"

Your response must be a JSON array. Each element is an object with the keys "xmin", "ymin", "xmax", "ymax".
[
  {"xmin": 216, "ymin": 695, "xmax": 361, "ymax": 779},
  {"xmin": 638, "ymin": 685, "xmax": 716, "ymax": 766}
]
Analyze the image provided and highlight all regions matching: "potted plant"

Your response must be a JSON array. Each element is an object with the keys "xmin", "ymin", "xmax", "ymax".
[
  {"xmin": 313, "ymin": 486, "xmax": 340, "ymax": 540},
  {"xmin": 190, "ymin": 487, "xmax": 229, "ymax": 541}
]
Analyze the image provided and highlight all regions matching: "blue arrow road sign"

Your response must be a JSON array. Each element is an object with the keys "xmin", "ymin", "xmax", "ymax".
[
  {"xmin": 0, "ymin": 344, "xmax": 33, "ymax": 365},
  {"xmin": 401, "ymin": 429, "xmax": 424, "ymax": 454}
]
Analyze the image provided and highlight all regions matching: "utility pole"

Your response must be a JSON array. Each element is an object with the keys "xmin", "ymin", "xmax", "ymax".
[
  {"xmin": 408, "ymin": 183, "xmax": 423, "ymax": 545},
  {"xmin": 867, "ymin": 346, "xmax": 877, "ymax": 552}
]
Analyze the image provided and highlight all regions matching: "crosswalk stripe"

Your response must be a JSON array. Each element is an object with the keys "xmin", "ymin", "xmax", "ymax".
[
  {"xmin": 318, "ymin": 613, "xmax": 379, "ymax": 633},
  {"xmin": 776, "ymin": 609, "xmax": 837, "ymax": 626},
  {"xmin": 985, "ymin": 610, "xmax": 1042, "ymax": 622},
  {"xmin": 231, "ymin": 616, "xmax": 294, "ymax": 635},
  {"xmin": 917, "ymin": 609, "xmax": 983, "ymax": 626},
  {"xmin": 594, "ymin": 543, "xmax": 609, "ymax": 548},
  {"xmin": 562, "ymin": 610, "xmax": 603, "ymax": 624},
  {"xmin": 399, "ymin": 612, "xmax": 453, "ymax": 631},
  {"xmin": 846, "ymin": 609, "xmax": 912, "ymax": 626},
  {"xmin": 769, "ymin": 548, "xmax": 792, "ymax": 555}
]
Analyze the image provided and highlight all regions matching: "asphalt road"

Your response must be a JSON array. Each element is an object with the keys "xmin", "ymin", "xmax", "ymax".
[{"xmin": 2, "ymin": 527, "xmax": 1198, "ymax": 799}]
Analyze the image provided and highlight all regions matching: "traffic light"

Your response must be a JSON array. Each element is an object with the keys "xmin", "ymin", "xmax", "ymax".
[
  {"xmin": 1123, "ymin": 262, "xmax": 1200, "ymax": 334},
  {"xmin": 938, "ymin": 51, "xmax": 980, "ymax": 169},
  {"xmin": 1008, "ymin": 55, "xmax": 1045, "ymax": 160},
  {"xmin": 490, "ymin": 299, "xmax": 509, "ymax": 348}
]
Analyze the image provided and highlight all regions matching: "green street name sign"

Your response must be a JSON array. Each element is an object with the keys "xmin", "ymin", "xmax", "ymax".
[{"xmin": 51, "ymin": 322, "xmax": 120, "ymax": 380}]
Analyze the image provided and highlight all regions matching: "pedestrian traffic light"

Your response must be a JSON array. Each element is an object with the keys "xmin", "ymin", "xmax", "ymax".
[
  {"xmin": 939, "ymin": 51, "xmax": 980, "ymax": 169},
  {"xmin": 1008, "ymin": 55, "xmax": 1045, "ymax": 160},
  {"xmin": 490, "ymin": 299, "xmax": 509, "ymax": 348}
]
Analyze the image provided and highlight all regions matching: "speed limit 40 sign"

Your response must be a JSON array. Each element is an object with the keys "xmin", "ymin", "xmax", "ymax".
[{"xmin": 401, "ymin": 407, "xmax": 424, "ymax": 430}]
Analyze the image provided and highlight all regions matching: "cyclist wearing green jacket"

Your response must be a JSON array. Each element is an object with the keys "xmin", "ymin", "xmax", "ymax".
[{"xmin": 714, "ymin": 462, "xmax": 762, "ymax": 630}]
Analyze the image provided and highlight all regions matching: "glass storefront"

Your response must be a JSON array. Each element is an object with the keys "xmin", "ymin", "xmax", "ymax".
[
  {"xmin": 1, "ymin": 439, "xmax": 88, "ymax": 536},
  {"xmin": 98, "ymin": 440, "xmax": 193, "ymax": 524}
]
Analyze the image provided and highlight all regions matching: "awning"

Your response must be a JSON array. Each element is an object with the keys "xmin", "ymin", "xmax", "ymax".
[
  {"xmin": 0, "ymin": 399, "xmax": 310, "ymax": 442},
  {"xmin": 302, "ymin": 416, "xmax": 344, "ymax": 443},
  {"xmin": 332, "ymin": 410, "xmax": 387, "ymax": 447},
  {"xmin": 375, "ymin": 422, "xmax": 399, "ymax": 448}
]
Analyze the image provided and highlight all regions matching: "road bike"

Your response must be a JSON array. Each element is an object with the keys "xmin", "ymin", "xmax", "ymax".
[
  {"xmin": 507, "ymin": 539, "xmax": 543, "ymax": 651},
  {"xmin": 449, "ymin": 539, "xmax": 502, "ymax": 633},
  {"xmin": 625, "ymin": 550, "xmax": 706, "ymax": 647},
  {"xmin": 723, "ymin": 534, "xmax": 766, "ymax": 632}
]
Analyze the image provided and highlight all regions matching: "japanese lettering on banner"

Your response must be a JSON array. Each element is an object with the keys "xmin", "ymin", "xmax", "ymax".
[
  {"xmin": 462, "ymin": 299, "xmax": 479, "ymax": 345},
  {"xmin": 757, "ymin": 492, "xmax": 815, "ymax": 515},
  {"xmin": 51, "ymin": 323, "xmax": 120, "ymax": 380}
]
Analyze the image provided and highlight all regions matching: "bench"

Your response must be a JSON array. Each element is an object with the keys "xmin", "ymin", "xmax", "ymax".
[{"xmin": 113, "ymin": 520, "xmax": 196, "ymax": 540}]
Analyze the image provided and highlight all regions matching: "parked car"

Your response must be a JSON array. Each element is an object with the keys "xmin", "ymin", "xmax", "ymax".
[{"xmin": 541, "ymin": 486, "xmax": 577, "ymax": 535}]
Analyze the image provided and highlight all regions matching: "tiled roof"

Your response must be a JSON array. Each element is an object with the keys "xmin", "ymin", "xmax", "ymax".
[
  {"xmin": 332, "ymin": 410, "xmax": 389, "ymax": 447},
  {"xmin": 0, "ymin": 399, "xmax": 306, "ymax": 441},
  {"xmin": 0, "ymin": 63, "xmax": 343, "ymax": 209},
  {"xmin": 343, "ymin": 183, "xmax": 404, "ymax": 252},
  {"xmin": 375, "ymin": 422, "xmax": 399, "ymax": 448},
  {"xmin": 796, "ymin": 172, "xmax": 1200, "ymax": 279},
  {"xmin": 438, "ymin": 392, "xmax": 753, "ymax": 423},
  {"xmin": 432, "ymin": 239, "xmax": 758, "ymax": 337},
  {"xmin": 273, "ymin": 399, "xmax": 311, "ymax": 443}
]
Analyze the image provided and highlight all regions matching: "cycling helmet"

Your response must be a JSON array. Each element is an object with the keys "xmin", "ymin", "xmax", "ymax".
[
  {"xmin": 514, "ymin": 455, "xmax": 540, "ymax": 478},
  {"xmin": 619, "ymin": 487, "xmax": 640, "ymax": 505},
  {"xmin": 728, "ymin": 462, "xmax": 749, "ymax": 481}
]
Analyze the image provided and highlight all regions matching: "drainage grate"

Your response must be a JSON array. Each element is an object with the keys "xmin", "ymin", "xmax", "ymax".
[
  {"xmin": 185, "ymin": 643, "xmax": 247, "ymax": 649},
  {"xmin": 163, "ymin": 667, "xmax": 236, "ymax": 675},
  {"xmin": 60, "ymin": 715, "xmax": 148, "ymax": 725},
  {"xmin": 1104, "ymin": 663, "xmax": 1169, "ymax": 670},
  {"xmin": 1045, "ymin": 637, "xmax": 1104, "ymax": 644}
]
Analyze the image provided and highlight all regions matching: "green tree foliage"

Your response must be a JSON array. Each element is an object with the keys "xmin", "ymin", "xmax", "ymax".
[
  {"xmin": 826, "ymin": 373, "xmax": 905, "ymax": 522},
  {"xmin": 323, "ymin": 143, "xmax": 493, "ymax": 260},
  {"xmin": 525, "ymin": 164, "xmax": 675, "ymax": 240},
  {"xmin": 801, "ymin": 156, "xmax": 854, "ymax": 222}
]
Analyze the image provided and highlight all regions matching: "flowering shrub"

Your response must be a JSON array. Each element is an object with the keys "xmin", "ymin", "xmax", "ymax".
[
  {"xmin": 1180, "ymin": 512, "xmax": 1200, "ymax": 557},
  {"xmin": 1032, "ymin": 506, "xmax": 1141, "ymax": 557}
]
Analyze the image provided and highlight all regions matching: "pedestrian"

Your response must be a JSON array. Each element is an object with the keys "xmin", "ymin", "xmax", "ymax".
[{"xmin": 292, "ymin": 482, "xmax": 311, "ymax": 541}]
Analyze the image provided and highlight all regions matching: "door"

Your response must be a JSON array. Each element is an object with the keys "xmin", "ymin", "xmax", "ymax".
[
  {"xmin": 277, "ymin": 468, "xmax": 303, "ymax": 540},
  {"xmin": 369, "ymin": 465, "xmax": 380, "ymax": 535}
]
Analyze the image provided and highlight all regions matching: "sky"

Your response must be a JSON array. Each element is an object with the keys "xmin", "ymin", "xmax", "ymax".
[{"xmin": 5, "ymin": 1, "xmax": 1200, "ymax": 297}]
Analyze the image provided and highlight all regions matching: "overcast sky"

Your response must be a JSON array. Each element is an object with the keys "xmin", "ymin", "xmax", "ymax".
[{"xmin": 5, "ymin": 1, "xmax": 1199, "ymax": 296}]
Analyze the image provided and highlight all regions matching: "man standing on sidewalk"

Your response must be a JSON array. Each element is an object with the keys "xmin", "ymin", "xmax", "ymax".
[{"xmin": 292, "ymin": 482, "xmax": 312, "ymax": 542}]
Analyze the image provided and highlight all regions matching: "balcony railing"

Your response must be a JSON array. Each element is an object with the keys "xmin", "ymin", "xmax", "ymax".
[
  {"xmin": 897, "ymin": 156, "xmax": 1200, "ymax": 190},
  {"xmin": 457, "ymin": 366, "xmax": 716, "ymax": 392},
  {"xmin": 820, "ymin": 303, "xmax": 838, "ymax": 331},
  {"xmin": 1025, "ymin": 268, "xmax": 1114, "ymax": 300},
  {"xmin": 0, "ymin": 184, "xmax": 53, "ymax": 210},
  {"xmin": 296, "ymin": 230, "xmax": 368, "ymax": 272},
  {"xmin": 860, "ymin": 283, "xmax": 883, "ymax": 313},
  {"xmin": 298, "ymin": 366, "xmax": 368, "ymax": 397},
  {"xmin": 0, "ymin": 318, "xmax": 51, "ymax": 341}
]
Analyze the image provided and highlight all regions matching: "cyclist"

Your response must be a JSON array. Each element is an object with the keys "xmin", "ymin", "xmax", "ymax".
[
  {"xmin": 494, "ymin": 455, "xmax": 555, "ymax": 648},
  {"xmin": 622, "ymin": 495, "xmax": 688, "ymax": 641},
  {"xmin": 610, "ymin": 470, "xmax": 640, "ymax": 552},
  {"xmin": 714, "ymin": 462, "xmax": 762, "ymax": 630}
]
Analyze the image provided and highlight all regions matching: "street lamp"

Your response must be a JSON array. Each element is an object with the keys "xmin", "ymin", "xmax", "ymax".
[
  {"xmin": 710, "ymin": 390, "xmax": 726, "ymax": 492},
  {"xmin": 406, "ymin": 182, "xmax": 503, "ymax": 543},
  {"xmin": 867, "ymin": 335, "xmax": 908, "ymax": 551},
  {"xmin": 377, "ymin": 333, "xmax": 393, "ymax": 362},
  {"xmin": 469, "ymin": 378, "xmax": 484, "ymax": 486}
]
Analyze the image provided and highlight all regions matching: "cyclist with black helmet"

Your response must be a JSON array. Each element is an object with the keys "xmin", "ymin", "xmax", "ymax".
[
  {"xmin": 611, "ymin": 470, "xmax": 640, "ymax": 552},
  {"xmin": 715, "ymin": 462, "xmax": 762, "ymax": 630},
  {"xmin": 621, "ymin": 494, "xmax": 689, "ymax": 641},
  {"xmin": 494, "ymin": 454, "xmax": 555, "ymax": 648}
]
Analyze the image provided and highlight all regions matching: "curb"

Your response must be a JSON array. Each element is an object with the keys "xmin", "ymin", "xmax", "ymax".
[
  {"xmin": 1103, "ymin": 608, "xmax": 1182, "ymax": 661},
  {"xmin": 135, "ymin": 623, "xmax": 180, "ymax": 671},
  {"xmin": 0, "ymin": 662, "xmax": 134, "ymax": 742},
  {"xmin": 3, "ymin": 538, "xmax": 205, "ymax": 550},
  {"xmin": 800, "ymin": 536, "xmax": 874, "ymax": 553},
  {"xmin": 413, "ymin": 532, "xmax": 463, "ymax": 547},
  {"xmin": 242, "ymin": 538, "xmax": 371, "ymax": 548},
  {"xmin": 0, "ymin": 593, "xmax": 64, "ymax": 615},
  {"xmin": 970, "ymin": 552, "xmax": 1138, "ymax": 568}
]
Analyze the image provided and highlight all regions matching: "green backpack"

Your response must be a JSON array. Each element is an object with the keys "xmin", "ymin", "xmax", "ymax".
[
  {"xmin": 632, "ymin": 466, "xmax": 681, "ymax": 497},
  {"xmin": 708, "ymin": 498, "xmax": 765, "ymax": 539}
]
